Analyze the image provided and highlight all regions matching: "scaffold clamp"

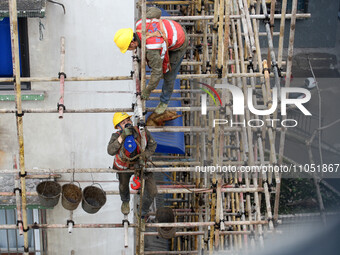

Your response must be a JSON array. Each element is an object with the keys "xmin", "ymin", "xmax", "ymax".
[{"xmin": 58, "ymin": 72, "xmax": 67, "ymax": 79}]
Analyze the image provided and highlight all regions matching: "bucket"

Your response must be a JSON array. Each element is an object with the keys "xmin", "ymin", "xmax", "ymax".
[
  {"xmin": 61, "ymin": 182, "xmax": 82, "ymax": 211},
  {"xmin": 82, "ymin": 183, "xmax": 106, "ymax": 214},
  {"xmin": 36, "ymin": 181, "xmax": 61, "ymax": 208}
]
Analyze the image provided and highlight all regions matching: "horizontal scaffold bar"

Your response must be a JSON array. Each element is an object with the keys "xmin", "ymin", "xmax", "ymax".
[
  {"xmin": 0, "ymin": 187, "xmax": 265, "ymax": 197},
  {"xmin": 164, "ymin": 13, "xmax": 310, "ymax": 21},
  {"xmin": 144, "ymin": 252, "xmax": 198, "ymax": 255},
  {"xmin": 144, "ymin": 230, "xmax": 252, "ymax": 236},
  {"xmin": 0, "ymin": 76, "xmax": 133, "ymax": 83},
  {"xmin": 0, "ymin": 221, "xmax": 268, "ymax": 230},
  {"xmin": 146, "ymin": 0, "xmax": 194, "ymax": 4},
  {"xmin": 0, "ymin": 162, "xmax": 273, "ymax": 175},
  {"xmin": 0, "ymin": 105, "xmax": 276, "ymax": 113},
  {"xmin": 148, "ymin": 161, "xmax": 201, "ymax": 166},
  {"xmin": 0, "ymin": 106, "xmax": 220, "ymax": 114},
  {"xmin": 148, "ymin": 126, "xmax": 230, "ymax": 132},
  {"xmin": 0, "ymin": 223, "xmax": 136, "ymax": 229},
  {"xmin": 146, "ymin": 221, "xmax": 268, "ymax": 228},
  {"xmin": 0, "ymin": 71, "xmax": 282, "ymax": 83},
  {"xmin": 189, "ymin": 32, "xmax": 281, "ymax": 37},
  {"xmin": 159, "ymin": 72, "xmax": 284, "ymax": 79}
]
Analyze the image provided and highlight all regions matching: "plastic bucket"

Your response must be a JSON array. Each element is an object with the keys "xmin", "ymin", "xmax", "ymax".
[
  {"xmin": 36, "ymin": 181, "xmax": 61, "ymax": 208},
  {"xmin": 82, "ymin": 184, "xmax": 106, "ymax": 214},
  {"xmin": 61, "ymin": 183, "xmax": 82, "ymax": 211}
]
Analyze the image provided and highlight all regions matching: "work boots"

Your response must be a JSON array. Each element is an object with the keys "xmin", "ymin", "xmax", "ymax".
[
  {"xmin": 154, "ymin": 102, "xmax": 168, "ymax": 114},
  {"xmin": 146, "ymin": 111, "xmax": 181, "ymax": 126},
  {"xmin": 121, "ymin": 201, "xmax": 130, "ymax": 215}
]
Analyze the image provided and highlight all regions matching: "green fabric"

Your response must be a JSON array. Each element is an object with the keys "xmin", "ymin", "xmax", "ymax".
[
  {"xmin": 146, "ymin": 7, "xmax": 162, "ymax": 19},
  {"xmin": 141, "ymin": 87, "xmax": 153, "ymax": 100},
  {"xmin": 0, "ymin": 94, "xmax": 44, "ymax": 101}
]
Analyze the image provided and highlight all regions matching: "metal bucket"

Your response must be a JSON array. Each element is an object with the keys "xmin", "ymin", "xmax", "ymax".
[
  {"xmin": 82, "ymin": 183, "xmax": 106, "ymax": 214},
  {"xmin": 36, "ymin": 181, "xmax": 61, "ymax": 208},
  {"xmin": 61, "ymin": 182, "xmax": 82, "ymax": 211}
]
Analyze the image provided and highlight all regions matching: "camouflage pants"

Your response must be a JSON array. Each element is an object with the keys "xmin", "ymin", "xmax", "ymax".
[{"xmin": 118, "ymin": 172, "xmax": 157, "ymax": 216}]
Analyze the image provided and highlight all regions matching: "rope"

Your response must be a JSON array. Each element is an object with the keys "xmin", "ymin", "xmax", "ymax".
[{"xmin": 119, "ymin": 135, "xmax": 147, "ymax": 162}]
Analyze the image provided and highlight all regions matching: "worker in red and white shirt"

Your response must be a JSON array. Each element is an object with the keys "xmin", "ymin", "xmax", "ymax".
[{"xmin": 114, "ymin": 7, "xmax": 188, "ymax": 115}]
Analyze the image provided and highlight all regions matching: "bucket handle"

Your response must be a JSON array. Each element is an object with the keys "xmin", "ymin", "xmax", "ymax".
[
  {"xmin": 40, "ymin": 180, "xmax": 61, "ymax": 195},
  {"xmin": 92, "ymin": 183, "xmax": 106, "ymax": 195},
  {"xmin": 69, "ymin": 181, "xmax": 82, "ymax": 190}
]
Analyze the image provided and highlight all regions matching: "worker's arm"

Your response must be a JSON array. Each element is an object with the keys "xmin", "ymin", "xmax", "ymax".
[
  {"xmin": 146, "ymin": 49, "xmax": 163, "ymax": 92},
  {"xmin": 144, "ymin": 129, "xmax": 157, "ymax": 158},
  {"xmin": 107, "ymin": 133, "xmax": 122, "ymax": 156}
]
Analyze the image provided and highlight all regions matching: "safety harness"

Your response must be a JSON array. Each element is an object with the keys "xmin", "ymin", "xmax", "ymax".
[
  {"xmin": 113, "ymin": 127, "xmax": 147, "ymax": 170},
  {"xmin": 136, "ymin": 18, "xmax": 185, "ymax": 73}
]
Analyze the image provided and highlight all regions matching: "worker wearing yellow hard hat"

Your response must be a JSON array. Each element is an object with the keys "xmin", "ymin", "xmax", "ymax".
[
  {"xmin": 113, "ymin": 28, "xmax": 134, "ymax": 54},
  {"xmin": 113, "ymin": 7, "xmax": 188, "ymax": 116},
  {"xmin": 107, "ymin": 112, "xmax": 157, "ymax": 217},
  {"xmin": 112, "ymin": 112, "xmax": 132, "ymax": 129}
]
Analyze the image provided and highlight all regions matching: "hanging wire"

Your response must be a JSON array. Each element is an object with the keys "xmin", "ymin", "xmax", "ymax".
[
  {"xmin": 39, "ymin": 19, "xmax": 45, "ymax": 41},
  {"xmin": 71, "ymin": 152, "xmax": 76, "ymax": 183},
  {"xmin": 47, "ymin": 0, "xmax": 66, "ymax": 14},
  {"xmin": 90, "ymin": 172, "xmax": 95, "ymax": 184},
  {"xmin": 308, "ymin": 57, "xmax": 323, "ymax": 167}
]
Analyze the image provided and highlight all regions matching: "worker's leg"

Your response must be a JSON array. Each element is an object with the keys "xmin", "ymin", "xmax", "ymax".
[
  {"xmin": 118, "ymin": 172, "xmax": 133, "ymax": 202},
  {"xmin": 160, "ymin": 49, "xmax": 186, "ymax": 104},
  {"xmin": 141, "ymin": 172, "xmax": 158, "ymax": 217}
]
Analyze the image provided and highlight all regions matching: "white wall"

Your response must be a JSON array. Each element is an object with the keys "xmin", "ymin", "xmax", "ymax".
[{"xmin": 1, "ymin": 0, "xmax": 137, "ymax": 254}]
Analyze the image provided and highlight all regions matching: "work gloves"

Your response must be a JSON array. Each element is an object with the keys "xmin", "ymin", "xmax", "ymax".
[{"xmin": 120, "ymin": 126, "xmax": 133, "ymax": 140}]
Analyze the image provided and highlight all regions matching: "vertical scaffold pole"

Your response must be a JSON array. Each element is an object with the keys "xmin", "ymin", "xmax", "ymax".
[
  {"xmin": 275, "ymin": 0, "xmax": 297, "ymax": 222},
  {"xmin": 58, "ymin": 37, "xmax": 66, "ymax": 118},
  {"xmin": 8, "ymin": 0, "xmax": 29, "ymax": 254},
  {"xmin": 138, "ymin": 2, "xmax": 147, "ymax": 254}
]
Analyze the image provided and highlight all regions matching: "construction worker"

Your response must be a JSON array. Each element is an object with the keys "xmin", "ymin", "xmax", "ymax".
[
  {"xmin": 113, "ymin": 7, "xmax": 188, "ymax": 115},
  {"xmin": 107, "ymin": 112, "xmax": 158, "ymax": 216}
]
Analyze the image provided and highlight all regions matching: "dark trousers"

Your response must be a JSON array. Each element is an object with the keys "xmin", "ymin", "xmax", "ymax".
[
  {"xmin": 160, "ymin": 44, "xmax": 187, "ymax": 104},
  {"xmin": 160, "ymin": 32, "xmax": 189, "ymax": 104},
  {"xmin": 118, "ymin": 172, "xmax": 157, "ymax": 216}
]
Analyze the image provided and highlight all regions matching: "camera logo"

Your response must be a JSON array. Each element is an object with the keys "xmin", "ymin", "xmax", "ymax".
[{"xmin": 199, "ymin": 82, "xmax": 222, "ymax": 115}]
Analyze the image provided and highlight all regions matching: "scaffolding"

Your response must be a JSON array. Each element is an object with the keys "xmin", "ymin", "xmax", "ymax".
[{"xmin": 0, "ymin": 0, "xmax": 308, "ymax": 254}]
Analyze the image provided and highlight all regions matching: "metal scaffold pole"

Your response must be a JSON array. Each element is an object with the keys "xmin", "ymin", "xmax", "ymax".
[
  {"xmin": 275, "ymin": 0, "xmax": 297, "ymax": 223},
  {"xmin": 8, "ymin": 0, "xmax": 29, "ymax": 254},
  {"xmin": 0, "ymin": 0, "xmax": 310, "ymax": 253}
]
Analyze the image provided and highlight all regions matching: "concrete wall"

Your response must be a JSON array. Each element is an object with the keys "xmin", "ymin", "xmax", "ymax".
[{"xmin": 0, "ymin": 0, "xmax": 137, "ymax": 254}]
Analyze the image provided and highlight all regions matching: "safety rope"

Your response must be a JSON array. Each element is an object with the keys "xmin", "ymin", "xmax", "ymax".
[{"xmin": 119, "ymin": 133, "xmax": 147, "ymax": 163}]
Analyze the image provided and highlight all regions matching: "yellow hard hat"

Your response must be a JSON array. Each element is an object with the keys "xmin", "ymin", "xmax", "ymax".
[
  {"xmin": 113, "ymin": 112, "xmax": 132, "ymax": 128},
  {"xmin": 114, "ymin": 28, "xmax": 134, "ymax": 53}
]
